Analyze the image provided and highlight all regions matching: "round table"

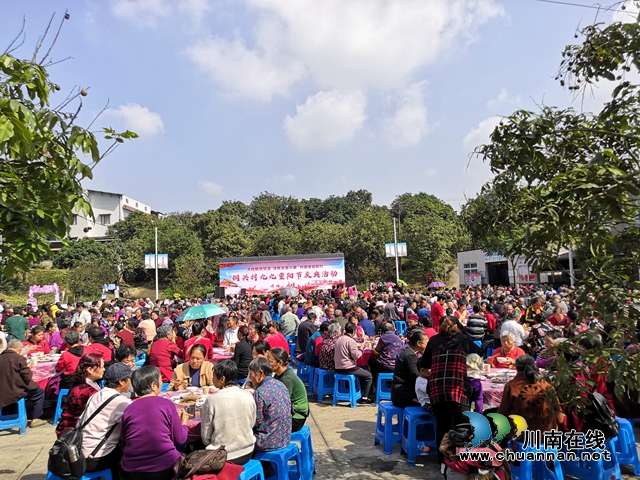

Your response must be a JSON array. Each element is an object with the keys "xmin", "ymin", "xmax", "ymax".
[
  {"xmin": 356, "ymin": 347, "xmax": 374, "ymax": 367},
  {"xmin": 479, "ymin": 369, "xmax": 513, "ymax": 410},
  {"xmin": 162, "ymin": 389, "xmax": 214, "ymax": 443},
  {"xmin": 211, "ymin": 349, "xmax": 234, "ymax": 364},
  {"xmin": 31, "ymin": 360, "xmax": 58, "ymax": 390}
]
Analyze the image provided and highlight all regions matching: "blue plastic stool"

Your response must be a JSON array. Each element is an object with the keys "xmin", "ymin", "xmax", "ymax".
[
  {"xmin": 304, "ymin": 366, "xmax": 316, "ymax": 390},
  {"xmin": 0, "ymin": 398, "xmax": 27, "ymax": 435},
  {"xmin": 161, "ymin": 382, "xmax": 169, "ymax": 392},
  {"xmin": 291, "ymin": 425, "xmax": 316, "ymax": 478},
  {"xmin": 375, "ymin": 373, "xmax": 394, "ymax": 404},
  {"xmin": 485, "ymin": 347, "xmax": 494, "ymax": 360},
  {"xmin": 238, "ymin": 459, "xmax": 265, "ymax": 480},
  {"xmin": 613, "ymin": 417, "xmax": 640, "ymax": 475},
  {"xmin": 394, "ymin": 321, "xmax": 407, "ymax": 335},
  {"xmin": 374, "ymin": 402, "xmax": 403, "ymax": 455},
  {"xmin": 400, "ymin": 406, "xmax": 437, "ymax": 466},
  {"xmin": 312, "ymin": 369, "xmax": 335, "ymax": 403},
  {"xmin": 509, "ymin": 440, "xmax": 563, "ymax": 480},
  {"xmin": 237, "ymin": 378, "xmax": 247, "ymax": 385},
  {"xmin": 135, "ymin": 354, "xmax": 146, "ymax": 367},
  {"xmin": 253, "ymin": 443, "xmax": 303, "ymax": 480},
  {"xmin": 562, "ymin": 438, "xmax": 621, "ymax": 480},
  {"xmin": 332, "ymin": 374, "xmax": 362, "ymax": 408},
  {"xmin": 47, "ymin": 469, "xmax": 112, "ymax": 480},
  {"xmin": 286, "ymin": 336, "xmax": 297, "ymax": 356},
  {"xmin": 53, "ymin": 389, "xmax": 70, "ymax": 426},
  {"xmin": 473, "ymin": 340, "xmax": 482, "ymax": 348},
  {"xmin": 296, "ymin": 362, "xmax": 311, "ymax": 384}
]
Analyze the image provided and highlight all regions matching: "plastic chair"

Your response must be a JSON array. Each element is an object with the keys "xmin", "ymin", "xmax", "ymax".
[
  {"xmin": 134, "ymin": 354, "xmax": 146, "ymax": 367},
  {"xmin": 374, "ymin": 402, "xmax": 403, "ymax": 455},
  {"xmin": 613, "ymin": 417, "xmax": 640, "ymax": 475},
  {"xmin": 291, "ymin": 425, "xmax": 316, "ymax": 478},
  {"xmin": 473, "ymin": 340, "xmax": 482, "ymax": 348},
  {"xmin": 296, "ymin": 362, "xmax": 312, "ymax": 384},
  {"xmin": 312, "ymin": 369, "xmax": 335, "ymax": 403},
  {"xmin": 47, "ymin": 469, "xmax": 112, "ymax": 480},
  {"xmin": 286, "ymin": 336, "xmax": 297, "ymax": 356},
  {"xmin": 562, "ymin": 438, "xmax": 621, "ymax": 480},
  {"xmin": 238, "ymin": 459, "xmax": 265, "ymax": 480},
  {"xmin": 400, "ymin": 406, "xmax": 437, "ymax": 466},
  {"xmin": 253, "ymin": 443, "xmax": 303, "ymax": 480},
  {"xmin": 236, "ymin": 378, "xmax": 247, "ymax": 385},
  {"xmin": 332, "ymin": 374, "xmax": 362, "ymax": 408},
  {"xmin": 375, "ymin": 373, "xmax": 394, "ymax": 404},
  {"xmin": 394, "ymin": 321, "xmax": 407, "ymax": 336},
  {"xmin": 53, "ymin": 389, "xmax": 70, "ymax": 426},
  {"xmin": 0, "ymin": 398, "xmax": 27, "ymax": 435},
  {"xmin": 509, "ymin": 440, "xmax": 563, "ymax": 480},
  {"xmin": 161, "ymin": 382, "xmax": 169, "ymax": 392}
]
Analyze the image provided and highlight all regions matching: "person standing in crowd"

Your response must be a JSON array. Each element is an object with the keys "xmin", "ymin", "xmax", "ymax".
[
  {"xmin": 0, "ymin": 339, "xmax": 47, "ymax": 428},
  {"xmin": 5, "ymin": 306, "xmax": 29, "ymax": 342},
  {"xmin": 119, "ymin": 366, "xmax": 190, "ymax": 480},
  {"xmin": 430, "ymin": 295, "xmax": 446, "ymax": 333}
]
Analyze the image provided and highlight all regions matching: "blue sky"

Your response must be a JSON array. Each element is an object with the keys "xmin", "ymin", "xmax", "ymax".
[{"xmin": 3, "ymin": 0, "xmax": 636, "ymax": 213}]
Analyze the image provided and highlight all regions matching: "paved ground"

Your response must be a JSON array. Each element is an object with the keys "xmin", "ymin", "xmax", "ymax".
[{"xmin": 1, "ymin": 400, "xmax": 638, "ymax": 480}]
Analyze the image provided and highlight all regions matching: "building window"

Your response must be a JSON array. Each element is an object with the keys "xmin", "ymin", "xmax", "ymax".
[
  {"xmin": 72, "ymin": 214, "xmax": 78, "ymax": 225},
  {"xmin": 144, "ymin": 206, "xmax": 147, "ymax": 211},
  {"xmin": 99, "ymin": 214, "xmax": 111, "ymax": 225},
  {"xmin": 136, "ymin": 202, "xmax": 138, "ymax": 208},
  {"xmin": 463, "ymin": 263, "xmax": 478, "ymax": 274},
  {"xmin": 125, "ymin": 198, "xmax": 129, "ymax": 203}
]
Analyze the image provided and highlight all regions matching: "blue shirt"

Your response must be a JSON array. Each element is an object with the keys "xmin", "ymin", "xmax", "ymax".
[
  {"xmin": 417, "ymin": 308, "xmax": 430, "ymax": 321},
  {"xmin": 189, "ymin": 367, "xmax": 201, "ymax": 387},
  {"xmin": 359, "ymin": 319, "xmax": 376, "ymax": 337}
]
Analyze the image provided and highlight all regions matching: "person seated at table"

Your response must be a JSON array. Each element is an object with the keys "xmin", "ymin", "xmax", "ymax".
[
  {"xmin": 358, "ymin": 312, "xmax": 376, "ymax": 338},
  {"xmin": 81, "ymin": 363, "xmax": 133, "ymax": 478},
  {"xmin": 127, "ymin": 318, "xmax": 149, "ymax": 357},
  {"xmin": 115, "ymin": 344, "xmax": 138, "ymax": 370},
  {"xmin": 183, "ymin": 320, "xmax": 214, "ymax": 360},
  {"xmin": 498, "ymin": 355, "xmax": 564, "ymax": 435},
  {"xmin": 248, "ymin": 357, "xmax": 292, "ymax": 452},
  {"xmin": 233, "ymin": 326, "xmax": 253, "ymax": 380},
  {"xmin": 49, "ymin": 318, "xmax": 72, "ymax": 352},
  {"xmin": 252, "ymin": 340, "xmax": 271, "ymax": 360},
  {"xmin": 267, "ymin": 347, "xmax": 309, "ymax": 431},
  {"xmin": 489, "ymin": 332, "xmax": 526, "ymax": 369},
  {"xmin": 56, "ymin": 353, "xmax": 104, "ymax": 436},
  {"xmin": 23, "ymin": 326, "xmax": 51, "ymax": 354},
  {"xmin": 119, "ymin": 366, "xmax": 190, "ymax": 480},
  {"xmin": 43, "ymin": 321, "xmax": 58, "ymax": 347},
  {"xmin": 0, "ymin": 339, "xmax": 47, "ymax": 428},
  {"xmin": 263, "ymin": 321, "xmax": 289, "ymax": 351},
  {"xmin": 113, "ymin": 321, "xmax": 133, "ymax": 349},
  {"xmin": 305, "ymin": 321, "xmax": 330, "ymax": 368},
  {"xmin": 421, "ymin": 316, "xmax": 437, "ymax": 339},
  {"xmin": 168, "ymin": 344, "xmax": 214, "ymax": 391},
  {"xmin": 369, "ymin": 322, "xmax": 404, "ymax": 396},
  {"xmin": 138, "ymin": 312, "xmax": 157, "ymax": 343},
  {"xmin": 391, "ymin": 329, "xmax": 428, "ymax": 408},
  {"xmin": 347, "ymin": 315, "xmax": 366, "ymax": 340},
  {"xmin": 319, "ymin": 322, "xmax": 341, "ymax": 372},
  {"xmin": 223, "ymin": 315, "xmax": 240, "ymax": 347},
  {"xmin": 334, "ymin": 322, "xmax": 374, "ymax": 404},
  {"xmin": 208, "ymin": 315, "xmax": 228, "ymax": 348},
  {"xmin": 86, "ymin": 326, "xmax": 114, "ymax": 366},
  {"xmin": 56, "ymin": 330, "xmax": 90, "ymax": 389},
  {"xmin": 150, "ymin": 324, "xmax": 183, "ymax": 384},
  {"xmin": 201, "ymin": 360, "xmax": 256, "ymax": 465},
  {"xmin": 247, "ymin": 322, "xmax": 261, "ymax": 344}
]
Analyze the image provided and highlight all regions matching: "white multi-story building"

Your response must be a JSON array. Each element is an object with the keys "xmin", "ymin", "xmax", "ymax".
[{"xmin": 68, "ymin": 189, "xmax": 153, "ymax": 239}]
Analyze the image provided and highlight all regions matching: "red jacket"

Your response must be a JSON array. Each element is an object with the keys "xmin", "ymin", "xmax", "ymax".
[
  {"xmin": 117, "ymin": 330, "xmax": 135, "ymax": 347},
  {"xmin": 87, "ymin": 342, "xmax": 113, "ymax": 363},
  {"xmin": 184, "ymin": 336, "xmax": 213, "ymax": 360},
  {"xmin": 150, "ymin": 338, "xmax": 182, "ymax": 383},
  {"xmin": 265, "ymin": 333, "xmax": 289, "ymax": 351},
  {"xmin": 431, "ymin": 303, "xmax": 444, "ymax": 332},
  {"xmin": 55, "ymin": 346, "xmax": 86, "ymax": 375}
]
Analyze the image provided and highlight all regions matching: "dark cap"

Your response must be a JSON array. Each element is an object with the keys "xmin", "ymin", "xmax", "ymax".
[{"xmin": 104, "ymin": 363, "xmax": 132, "ymax": 383}]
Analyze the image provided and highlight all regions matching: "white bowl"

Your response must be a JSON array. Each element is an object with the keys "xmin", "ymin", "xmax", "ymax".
[
  {"xmin": 496, "ymin": 357, "xmax": 509, "ymax": 363},
  {"xmin": 186, "ymin": 386, "xmax": 199, "ymax": 393}
]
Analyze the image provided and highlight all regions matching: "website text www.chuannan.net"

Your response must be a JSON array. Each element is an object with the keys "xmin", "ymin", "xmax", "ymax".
[{"xmin": 456, "ymin": 449, "xmax": 612, "ymax": 463}]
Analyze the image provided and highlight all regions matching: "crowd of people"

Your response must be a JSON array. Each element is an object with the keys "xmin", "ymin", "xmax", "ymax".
[{"xmin": 0, "ymin": 280, "xmax": 636, "ymax": 477}]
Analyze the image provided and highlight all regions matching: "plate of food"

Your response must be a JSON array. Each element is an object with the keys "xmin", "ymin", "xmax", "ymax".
[
  {"xmin": 174, "ymin": 393, "xmax": 202, "ymax": 405},
  {"xmin": 491, "ymin": 375, "xmax": 511, "ymax": 383}
]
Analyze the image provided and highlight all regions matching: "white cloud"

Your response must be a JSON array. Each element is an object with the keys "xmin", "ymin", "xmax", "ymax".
[
  {"xmin": 282, "ymin": 173, "xmax": 296, "ymax": 183},
  {"xmin": 462, "ymin": 116, "xmax": 501, "ymax": 153},
  {"xmin": 185, "ymin": 34, "xmax": 306, "ymax": 101},
  {"xmin": 283, "ymin": 90, "xmax": 367, "ymax": 149},
  {"xmin": 382, "ymin": 81, "xmax": 428, "ymax": 147},
  {"xmin": 486, "ymin": 88, "xmax": 521, "ymax": 110},
  {"xmin": 105, "ymin": 103, "xmax": 165, "ymax": 136},
  {"xmin": 612, "ymin": 1, "xmax": 639, "ymax": 23},
  {"xmin": 111, "ymin": 0, "xmax": 210, "ymax": 26},
  {"xmin": 425, "ymin": 169, "xmax": 436, "ymax": 177},
  {"xmin": 186, "ymin": 0, "xmax": 503, "ymax": 98},
  {"xmin": 198, "ymin": 181, "xmax": 223, "ymax": 196}
]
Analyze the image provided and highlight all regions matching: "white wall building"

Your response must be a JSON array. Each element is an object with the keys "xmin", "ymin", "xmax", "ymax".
[{"xmin": 68, "ymin": 189, "xmax": 152, "ymax": 239}]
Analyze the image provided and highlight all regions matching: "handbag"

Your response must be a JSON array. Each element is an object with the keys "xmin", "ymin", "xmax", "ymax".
[
  {"xmin": 174, "ymin": 445, "xmax": 227, "ymax": 480},
  {"xmin": 48, "ymin": 394, "xmax": 120, "ymax": 479}
]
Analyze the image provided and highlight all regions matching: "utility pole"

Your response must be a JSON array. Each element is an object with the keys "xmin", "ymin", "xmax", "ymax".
[
  {"xmin": 154, "ymin": 226, "xmax": 159, "ymax": 301},
  {"xmin": 568, "ymin": 244, "xmax": 575, "ymax": 287},
  {"xmin": 393, "ymin": 218, "xmax": 400, "ymax": 282}
]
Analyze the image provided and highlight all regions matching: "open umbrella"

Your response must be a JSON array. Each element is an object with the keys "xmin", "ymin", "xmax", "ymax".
[
  {"xmin": 176, "ymin": 304, "xmax": 226, "ymax": 323},
  {"xmin": 428, "ymin": 281, "xmax": 446, "ymax": 288},
  {"xmin": 280, "ymin": 286, "xmax": 299, "ymax": 297}
]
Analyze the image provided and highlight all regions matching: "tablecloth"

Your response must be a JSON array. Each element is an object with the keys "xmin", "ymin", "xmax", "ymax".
[
  {"xmin": 31, "ymin": 361, "xmax": 58, "ymax": 390},
  {"xmin": 481, "ymin": 378, "xmax": 506, "ymax": 409},
  {"xmin": 162, "ymin": 390, "xmax": 211, "ymax": 443},
  {"xmin": 211, "ymin": 348, "xmax": 234, "ymax": 364},
  {"xmin": 356, "ymin": 348, "xmax": 374, "ymax": 367}
]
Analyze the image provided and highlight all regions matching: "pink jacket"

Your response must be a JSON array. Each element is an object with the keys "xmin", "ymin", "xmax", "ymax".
[{"xmin": 334, "ymin": 335, "xmax": 362, "ymax": 370}]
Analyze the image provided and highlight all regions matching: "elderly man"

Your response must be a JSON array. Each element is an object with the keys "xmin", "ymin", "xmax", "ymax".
[
  {"xmin": 0, "ymin": 339, "xmax": 46, "ymax": 427},
  {"xmin": 279, "ymin": 306, "xmax": 300, "ymax": 337}
]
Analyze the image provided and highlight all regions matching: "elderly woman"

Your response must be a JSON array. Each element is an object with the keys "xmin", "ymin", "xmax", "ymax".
[
  {"xmin": 119, "ymin": 366, "xmax": 190, "ymax": 480},
  {"xmin": 423, "ymin": 316, "xmax": 482, "ymax": 465},
  {"xmin": 489, "ymin": 332, "xmax": 526, "ymax": 369},
  {"xmin": 56, "ymin": 353, "xmax": 105, "ymax": 436},
  {"xmin": 201, "ymin": 360, "xmax": 256, "ymax": 464},
  {"xmin": 249, "ymin": 357, "xmax": 292, "ymax": 452},
  {"xmin": 498, "ymin": 355, "xmax": 564, "ymax": 434},
  {"xmin": 168, "ymin": 344, "xmax": 214, "ymax": 391},
  {"xmin": 318, "ymin": 322, "xmax": 341, "ymax": 372},
  {"xmin": 56, "ymin": 331, "xmax": 90, "ymax": 389},
  {"xmin": 267, "ymin": 347, "xmax": 309, "ymax": 431},
  {"xmin": 150, "ymin": 324, "xmax": 182, "ymax": 384}
]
